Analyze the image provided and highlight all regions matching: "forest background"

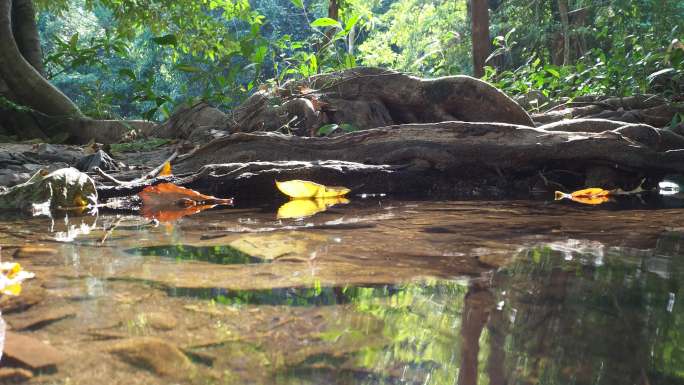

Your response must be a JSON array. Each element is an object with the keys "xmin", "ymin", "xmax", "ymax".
[{"xmin": 8, "ymin": 0, "xmax": 684, "ymax": 131}]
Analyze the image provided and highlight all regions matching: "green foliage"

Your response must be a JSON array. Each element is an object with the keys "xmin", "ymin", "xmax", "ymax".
[
  {"xmin": 358, "ymin": 0, "xmax": 470, "ymax": 76},
  {"xmin": 483, "ymin": 0, "xmax": 684, "ymax": 103},
  {"xmin": 34, "ymin": 0, "xmax": 684, "ymax": 122}
]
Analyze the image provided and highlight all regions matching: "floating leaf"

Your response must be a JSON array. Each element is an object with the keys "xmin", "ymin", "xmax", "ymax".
[
  {"xmin": 0, "ymin": 262, "xmax": 35, "ymax": 296},
  {"xmin": 138, "ymin": 183, "xmax": 233, "ymax": 209},
  {"xmin": 276, "ymin": 180, "xmax": 350, "ymax": 199},
  {"xmin": 555, "ymin": 187, "xmax": 612, "ymax": 205},
  {"xmin": 277, "ymin": 197, "xmax": 350, "ymax": 219}
]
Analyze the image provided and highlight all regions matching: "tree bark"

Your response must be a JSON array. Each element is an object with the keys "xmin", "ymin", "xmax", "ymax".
[
  {"xmin": 0, "ymin": 0, "xmax": 81, "ymax": 118},
  {"xmin": 470, "ymin": 0, "xmax": 490, "ymax": 78},
  {"xmin": 327, "ymin": 0, "xmax": 338, "ymax": 20},
  {"xmin": 168, "ymin": 119, "xmax": 684, "ymax": 199},
  {"xmin": 557, "ymin": 0, "xmax": 571, "ymax": 65},
  {"xmin": 11, "ymin": 0, "xmax": 44, "ymax": 75}
]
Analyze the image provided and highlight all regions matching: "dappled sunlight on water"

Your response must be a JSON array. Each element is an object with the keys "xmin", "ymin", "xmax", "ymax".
[{"xmin": 0, "ymin": 200, "xmax": 683, "ymax": 384}]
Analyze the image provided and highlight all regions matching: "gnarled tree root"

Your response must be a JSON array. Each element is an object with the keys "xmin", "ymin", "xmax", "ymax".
[{"xmin": 92, "ymin": 120, "xmax": 683, "ymax": 200}]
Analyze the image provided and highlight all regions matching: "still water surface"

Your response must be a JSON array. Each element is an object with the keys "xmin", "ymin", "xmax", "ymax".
[{"xmin": 0, "ymin": 199, "xmax": 682, "ymax": 385}]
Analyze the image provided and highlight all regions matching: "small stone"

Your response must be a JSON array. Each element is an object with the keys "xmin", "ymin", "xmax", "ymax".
[
  {"xmin": 74, "ymin": 150, "xmax": 121, "ymax": 172},
  {"xmin": 13, "ymin": 246, "xmax": 58, "ymax": 259},
  {"xmin": 142, "ymin": 312, "xmax": 177, "ymax": 331},
  {"xmin": 108, "ymin": 337, "xmax": 194, "ymax": 380},
  {"xmin": 7, "ymin": 307, "xmax": 76, "ymax": 331},
  {"xmin": 3, "ymin": 331, "xmax": 65, "ymax": 370},
  {"xmin": 0, "ymin": 368, "xmax": 33, "ymax": 382}
]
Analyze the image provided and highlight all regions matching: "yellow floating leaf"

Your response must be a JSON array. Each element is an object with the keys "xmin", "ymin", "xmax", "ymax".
[
  {"xmin": 1, "ymin": 283, "xmax": 22, "ymax": 296},
  {"xmin": 0, "ymin": 262, "xmax": 35, "ymax": 297},
  {"xmin": 555, "ymin": 187, "xmax": 612, "ymax": 205},
  {"xmin": 570, "ymin": 196, "xmax": 611, "ymax": 205},
  {"xmin": 159, "ymin": 161, "xmax": 172, "ymax": 177},
  {"xmin": 2, "ymin": 262, "xmax": 21, "ymax": 279},
  {"xmin": 570, "ymin": 188, "xmax": 611, "ymax": 198},
  {"xmin": 276, "ymin": 180, "xmax": 350, "ymax": 199},
  {"xmin": 277, "ymin": 197, "xmax": 349, "ymax": 219}
]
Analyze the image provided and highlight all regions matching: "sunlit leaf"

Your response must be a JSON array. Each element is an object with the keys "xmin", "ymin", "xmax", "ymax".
[
  {"xmin": 276, "ymin": 180, "xmax": 350, "ymax": 198},
  {"xmin": 0, "ymin": 262, "xmax": 35, "ymax": 296},
  {"xmin": 138, "ymin": 183, "xmax": 233, "ymax": 208},
  {"xmin": 159, "ymin": 161, "xmax": 172, "ymax": 177},
  {"xmin": 311, "ymin": 17, "xmax": 342, "ymax": 29},
  {"xmin": 570, "ymin": 188, "xmax": 611, "ymax": 199},
  {"xmin": 555, "ymin": 187, "xmax": 612, "ymax": 205},
  {"xmin": 277, "ymin": 197, "xmax": 350, "ymax": 219}
]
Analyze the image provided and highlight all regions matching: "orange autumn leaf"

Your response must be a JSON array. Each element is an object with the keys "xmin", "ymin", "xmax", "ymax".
[
  {"xmin": 138, "ymin": 183, "xmax": 233, "ymax": 209},
  {"xmin": 554, "ymin": 187, "xmax": 612, "ymax": 205},
  {"xmin": 570, "ymin": 188, "xmax": 611, "ymax": 198},
  {"xmin": 569, "ymin": 195, "xmax": 611, "ymax": 205}
]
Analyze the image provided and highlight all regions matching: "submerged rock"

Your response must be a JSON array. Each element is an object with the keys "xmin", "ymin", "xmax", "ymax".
[
  {"xmin": 0, "ymin": 367, "xmax": 33, "ymax": 382},
  {"xmin": 7, "ymin": 307, "xmax": 76, "ymax": 331},
  {"xmin": 3, "ymin": 331, "xmax": 65, "ymax": 370},
  {"xmin": 13, "ymin": 246, "xmax": 58, "ymax": 260},
  {"xmin": 0, "ymin": 282, "xmax": 46, "ymax": 313},
  {"xmin": 141, "ymin": 312, "xmax": 177, "ymax": 331},
  {"xmin": 108, "ymin": 337, "xmax": 194, "ymax": 380}
]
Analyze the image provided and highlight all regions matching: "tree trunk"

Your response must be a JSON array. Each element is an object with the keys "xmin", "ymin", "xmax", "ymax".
[
  {"xmin": 0, "ymin": 0, "xmax": 149, "ymax": 144},
  {"xmin": 328, "ymin": 0, "xmax": 338, "ymax": 20},
  {"xmin": 557, "ymin": 0, "xmax": 571, "ymax": 65},
  {"xmin": 470, "ymin": 0, "xmax": 490, "ymax": 78},
  {"xmin": 11, "ymin": 0, "xmax": 44, "ymax": 76},
  {"xmin": 0, "ymin": 0, "xmax": 81, "ymax": 118}
]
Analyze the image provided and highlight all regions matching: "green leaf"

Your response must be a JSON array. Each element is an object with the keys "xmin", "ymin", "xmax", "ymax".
[
  {"xmin": 317, "ymin": 124, "xmax": 338, "ymax": 136},
  {"xmin": 69, "ymin": 33, "xmax": 79, "ymax": 50},
  {"xmin": 118, "ymin": 68, "xmax": 136, "ymax": 80},
  {"xmin": 311, "ymin": 18, "xmax": 342, "ymax": 29},
  {"xmin": 344, "ymin": 14, "xmax": 361, "ymax": 32},
  {"xmin": 175, "ymin": 65, "xmax": 202, "ymax": 73},
  {"xmin": 290, "ymin": 0, "xmax": 304, "ymax": 8},
  {"xmin": 544, "ymin": 66, "xmax": 561, "ymax": 78},
  {"xmin": 152, "ymin": 34, "xmax": 178, "ymax": 46}
]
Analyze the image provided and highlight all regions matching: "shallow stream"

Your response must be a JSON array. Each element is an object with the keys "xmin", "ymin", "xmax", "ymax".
[{"xmin": 0, "ymin": 198, "xmax": 683, "ymax": 385}]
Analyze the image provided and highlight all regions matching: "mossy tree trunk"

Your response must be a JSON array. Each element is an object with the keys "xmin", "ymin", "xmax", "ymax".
[
  {"xmin": 0, "ymin": 0, "xmax": 148, "ymax": 143},
  {"xmin": 0, "ymin": 0, "xmax": 82, "ymax": 136}
]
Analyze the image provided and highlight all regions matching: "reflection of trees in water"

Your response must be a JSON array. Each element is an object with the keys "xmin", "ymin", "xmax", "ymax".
[
  {"xmin": 284, "ymin": 233, "xmax": 684, "ymax": 385},
  {"xmin": 493, "ymin": 234, "xmax": 684, "ymax": 385}
]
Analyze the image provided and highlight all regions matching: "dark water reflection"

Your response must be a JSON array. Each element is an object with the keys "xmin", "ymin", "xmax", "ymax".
[{"xmin": 0, "ymin": 200, "xmax": 682, "ymax": 384}]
